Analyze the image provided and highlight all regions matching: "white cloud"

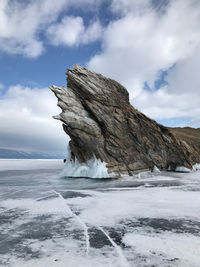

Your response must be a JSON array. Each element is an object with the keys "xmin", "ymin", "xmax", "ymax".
[
  {"xmin": 0, "ymin": 85, "xmax": 68, "ymax": 153},
  {"xmin": 133, "ymin": 87, "xmax": 200, "ymax": 120},
  {"xmin": 47, "ymin": 16, "xmax": 84, "ymax": 46},
  {"xmin": 81, "ymin": 20, "xmax": 103, "ymax": 44},
  {"xmin": 88, "ymin": 0, "xmax": 200, "ymax": 126},
  {"xmin": 0, "ymin": 0, "xmax": 104, "ymax": 58},
  {"xmin": 166, "ymin": 45, "xmax": 200, "ymax": 94},
  {"xmin": 46, "ymin": 16, "xmax": 103, "ymax": 46},
  {"xmin": 0, "ymin": 0, "xmax": 69, "ymax": 58}
]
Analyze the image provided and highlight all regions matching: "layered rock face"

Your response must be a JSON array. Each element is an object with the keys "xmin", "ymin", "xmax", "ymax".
[{"xmin": 50, "ymin": 65, "xmax": 200, "ymax": 176}]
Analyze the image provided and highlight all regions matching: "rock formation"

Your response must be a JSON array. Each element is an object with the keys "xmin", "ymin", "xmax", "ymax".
[{"xmin": 50, "ymin": 65, "xmax": 200, "ymax": 176}]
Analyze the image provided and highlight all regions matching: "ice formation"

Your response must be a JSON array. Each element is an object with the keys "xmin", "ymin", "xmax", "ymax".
[
  {"xmin": 60, "ymin": 156, "xmax": 110, "ymax": 178},
  {"xmin": 153, "ymin": 166, "xmax": 161, "ymax": 173},
  {"xmin": 192, "ymin": 163, "xmax": 200, "ymax": 171}
]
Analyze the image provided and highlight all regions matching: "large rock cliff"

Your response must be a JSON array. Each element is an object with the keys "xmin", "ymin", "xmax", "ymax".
[{"xmin": 50, "ymin": 65, "xmax": 200, "ymax": 176}]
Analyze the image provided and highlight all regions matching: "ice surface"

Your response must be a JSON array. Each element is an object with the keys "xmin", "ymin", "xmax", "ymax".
[
  {"xmin": 0, "ymin": 159, "xmax": 63, "ymax": 171},
  {"xmin": 69, "ymin": 184, "xmax": 200, "ymax": 226},
  {"xmin": 0, "ymin": 160, "xmax": 200, "ymax": 266}
]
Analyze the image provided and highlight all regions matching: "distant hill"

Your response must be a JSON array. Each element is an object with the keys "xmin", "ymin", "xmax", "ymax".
[
  {"xmin": 169, "ymin": 127, "xmax": 200, "ymax": 155},
  {"xmin": 0, "ymin": 148, "xmax": 65, "ymax": 159}
]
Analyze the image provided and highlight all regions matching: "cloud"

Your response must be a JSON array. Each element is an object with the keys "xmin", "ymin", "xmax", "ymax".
[
  {"xmin": 0, "ymin": 0, "xmax": 68, "ymax": 58},
  {"xmin": 133, "ymin": 86, "xmax": 200, "ymax": 120},
  {"xmin": 166, "ymin": 45, "xmax": 200, "ymax": 94},
  {"xmin": 46, "ymin": 16, "xmax": 102, "ymax": 47},
  {"xmin": 0, "ymin": 0, "xmax": 104, "ymax": 58},
  {"xmin": 88, "ymin": 0, "xmax": 200, "ymax": 126},
  {"xmin": 187, "ymin": 118, "xmax": 200, "ymax": 128},
  {"xmin": 0, "ymin": 85, "xmax": 68, "ymax": 153}
]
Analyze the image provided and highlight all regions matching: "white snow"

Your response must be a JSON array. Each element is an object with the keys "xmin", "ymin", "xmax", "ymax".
[
  {"xmin": 69, "ymin": 186, "xmax": 200, "ymax": 226},
  {"xmin": 7, "ymin": 238, "xmax": 122, "ymax": 267},
  {"xmin": 175, "ymin": 166, "xmax": 191, "ymax": 172},
  {"xmin": 1, "ymin": 195, "xmax": 72, "ymax": 216},
  {"xmin": 123, "ymin": 231, "xmax": 200, "ymax": 267}
]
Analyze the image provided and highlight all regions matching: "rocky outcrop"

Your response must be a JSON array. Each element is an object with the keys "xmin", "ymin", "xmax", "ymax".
[{"xmin": 50, "ymin": 65, "xmax": 200, "ymax": 176}]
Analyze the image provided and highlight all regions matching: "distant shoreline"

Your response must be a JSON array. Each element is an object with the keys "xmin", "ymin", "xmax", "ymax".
[{"xmin": 0, "ymin": 158, "xmax": 63, "ymax": 160}]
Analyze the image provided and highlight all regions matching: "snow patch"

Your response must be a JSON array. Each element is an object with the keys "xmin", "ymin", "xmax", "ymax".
[
  {"xmin": 1, "ymin": 196, "xmax": 71, "ymax": 216},
  {"xmin": 123, "ymin": 231, "xmax": 200, "ymax": 266},
  {"xmin": 175, "ymin": 166, "xmax": 191, "ymax": 173},
  {"xmin": 67, "ymin": 187, "xmax": 200, "ymax": 226}
]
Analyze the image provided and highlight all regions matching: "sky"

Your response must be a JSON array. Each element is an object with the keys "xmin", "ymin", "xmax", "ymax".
[{"xmin": 0, "ymin": 0, "xmax": 200, "ymax": 155}]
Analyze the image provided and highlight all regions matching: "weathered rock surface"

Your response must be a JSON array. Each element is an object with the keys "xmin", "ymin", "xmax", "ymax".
[{"xmin": 50, "ymin": 65, "xmax": 200, "ymax": 176}]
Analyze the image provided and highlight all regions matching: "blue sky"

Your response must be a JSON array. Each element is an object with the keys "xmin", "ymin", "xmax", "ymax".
[
  {"xmin": 0, "ymin": 0, "xmax": 200, "ymax": 154},
  {"xmin": 0, "ymin": 42, "xmax": 101, "ymax": 88}
]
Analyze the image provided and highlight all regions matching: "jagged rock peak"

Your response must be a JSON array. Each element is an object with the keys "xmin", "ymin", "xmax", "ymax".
[{"xmin": 50, "ymin": 65, "xmax": 200, "ymax": 177}]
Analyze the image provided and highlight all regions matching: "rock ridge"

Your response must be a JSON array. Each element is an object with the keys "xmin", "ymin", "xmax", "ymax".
[{"xmin": 50, "ymin": 65, "xmax": 200, "ymax": 176}]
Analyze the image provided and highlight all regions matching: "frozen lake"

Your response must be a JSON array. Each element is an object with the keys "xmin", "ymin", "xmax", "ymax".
[{"xmin": 0, "ymin": 159, "xmax": 200, "ymax": 266}]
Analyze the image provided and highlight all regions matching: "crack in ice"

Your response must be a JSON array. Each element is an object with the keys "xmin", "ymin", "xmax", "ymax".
[
  {"xmin": 97, "ymin": 226, "xmax": 130, "ymax": 267},
  {"xmin": 48, "ymin": 182, "xmax": 129, "ymax": 263},
  {"xmin": 52, "ymin": 189, "xmax": 90, "ymax": 256},
  {"xmin": 49, "ymin": 184, "xmax": 129, "ymax": 263}
]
